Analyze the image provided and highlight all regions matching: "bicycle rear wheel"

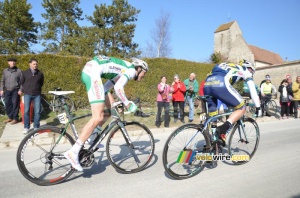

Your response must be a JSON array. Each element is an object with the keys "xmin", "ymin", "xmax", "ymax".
[
  {"xmin": 16, "ymin": 126, "xmax": 75, "ymax": 186},
  {"xmin": 228, "ymin": 117, "xmax": 260, "ymax": 165},
  {"xmin": 162, "ymin": 124, "xmax": 210, "ymax": 179},
  {"xmin": 54, "ymin": 96, "xmax": 75, "ymax": 113},
  {"xmin": 106, "ymin": 121, "xmax": 155, "ymax": 173},
  {"xmin": 0, "ymin": 103, "xmax": 5, "ymax": 116},
  {"xmin": 265, "ymin": 99, "xmax": 278, "ymax": 116}
]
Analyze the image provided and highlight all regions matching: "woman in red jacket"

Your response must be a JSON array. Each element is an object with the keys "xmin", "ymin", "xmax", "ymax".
[{"xmin": 171, "ymin": 74, "xmax": 186, "ymax": 123}]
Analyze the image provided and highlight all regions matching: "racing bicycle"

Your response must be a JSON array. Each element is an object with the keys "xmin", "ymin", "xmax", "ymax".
[
  {"xmin": 40, "ymin": 88, "xmax": 75, "ymax": 114},
  {"xmin": 0, "ymin": 95, "xmax": 5, "ymax": 116},
  {"xmin": 16, "ymin": 92, "xmax": 155, "ymax": 186},
  {"xmin": 261, "ymin": 94, "xmax": 278, "ymax": 116},
  {"xmin": 162, "ymin": 95, "xmax": 260, "ymax": 179}
]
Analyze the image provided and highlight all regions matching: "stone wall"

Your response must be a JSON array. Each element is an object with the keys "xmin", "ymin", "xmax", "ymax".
[
  {"xmin": 228, "ymin": 34, "xmax": 254, "ymax": 63},
  {"xmin": 254, "ymin": 61, "xmax": 300, "ymax": 88}
]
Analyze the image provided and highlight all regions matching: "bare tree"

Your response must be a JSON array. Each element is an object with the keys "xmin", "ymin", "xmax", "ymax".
[{"xmin": 144, "ymin": 10, "xmax": 172, "ymax": 58}]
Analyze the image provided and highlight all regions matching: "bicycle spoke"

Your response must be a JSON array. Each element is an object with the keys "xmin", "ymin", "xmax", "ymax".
[
  {"xmin": 107, "ymin": 122, "xmax": 154, "ymax": 173},
  {"xmin": 228, "ymin": 118, "xmax": 259, "ymax": 165},
  {"xmin": 17, "ymin": 128, "xmax": 75, "ymax": 185},
  {"xmin": 163, "ymin": 124, "xmax": 209, "ymax": 179}
]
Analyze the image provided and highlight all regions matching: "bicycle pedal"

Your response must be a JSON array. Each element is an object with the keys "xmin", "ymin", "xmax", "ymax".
[{"xmin": 210, "ymin": 161, "xmax": 218, "ymax": 168}]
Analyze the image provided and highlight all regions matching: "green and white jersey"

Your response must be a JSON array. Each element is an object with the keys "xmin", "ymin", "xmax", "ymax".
[
  {"xmin": 93, "ymin": 55, "xmax": 135, "ymax": 80},
  {"xmin": 81, "ymin": 56, "xmax": 136, "ymax": 105}
]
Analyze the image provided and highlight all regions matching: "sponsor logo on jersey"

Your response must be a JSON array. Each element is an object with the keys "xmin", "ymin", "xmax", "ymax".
[
  {"xmin": 93, "ymin": 80, "xmax": 101, "ymax": 99},
  {"xmin": 109, "ymin": 65, "xmax": 122, "ymax": 72},
  {"xmin": 117, "ymin": 88, "xmax": 126, "ymax": 102}
]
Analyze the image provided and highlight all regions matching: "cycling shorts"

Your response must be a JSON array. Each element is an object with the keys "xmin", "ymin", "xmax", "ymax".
[
  {"xmin": 204, "ymin": 75, "xmax": 244, "ymax": 116},
  {"xmin": 81, "ymin": 60, "xmax": 105, "ymax": 104}
]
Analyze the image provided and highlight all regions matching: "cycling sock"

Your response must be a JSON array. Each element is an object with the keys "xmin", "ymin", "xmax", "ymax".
[{"xmin": 71, "ymin": 139, "xmax": 83, "ymax": 154}]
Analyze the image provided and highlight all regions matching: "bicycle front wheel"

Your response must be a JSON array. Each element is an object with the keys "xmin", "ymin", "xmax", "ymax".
[
  {"xmin": 162, "ymin": 124, "xmax": 210, "ymax": 179},
  {"xmin": 16, "ymin": 126, "xmax": 76, "ymax": 186},
  {"xmin": 228, "ymin": 117, "xmax": 260, "ymax": 165},
  {"xmin": 106, "ymin": 121, "xmax": 155, "ymax": 173}
]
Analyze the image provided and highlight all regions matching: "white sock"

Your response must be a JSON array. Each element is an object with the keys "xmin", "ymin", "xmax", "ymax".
[{"xmin": 71, "ymin": 139, "xmax": 83, "ymax": 154}]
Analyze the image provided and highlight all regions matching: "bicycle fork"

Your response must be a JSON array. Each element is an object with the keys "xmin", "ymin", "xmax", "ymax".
[
  {"xmin": 236, "ymin": 120, "xmax": 249, "ymax": 144},
  {"xmin": 118, "ymin": 122, "xmax": 141, "ymax": 165}
]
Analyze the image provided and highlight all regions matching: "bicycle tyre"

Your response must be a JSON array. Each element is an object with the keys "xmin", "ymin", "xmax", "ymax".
[
  {"xmin": 228, "ymin": 117, "xmax": 260, "ymax": 165},
  {"xmin": 54, "ymin": 96, "xmax": 75, "ymax": 113},
  {"xmin": 106, "ymin": 121, "xmax": 155, "ymax": 173},
  {"xmin": 16, "ymin": 126, "xmax": 76, "ymax": 186},
  {"xmin": 0, "ymin": 104, "xmax": 5, "ymax": 116},
  {"xmin": 162, "ymin": 124, "xmax": 210, "ymax": 179},
  {"xmin": 265, "ymin": 99, "xmax": 278, "ymax": 116},
  {"xmin": 0, "ymin": 97, "xmax": 5, "ymax": 116}
]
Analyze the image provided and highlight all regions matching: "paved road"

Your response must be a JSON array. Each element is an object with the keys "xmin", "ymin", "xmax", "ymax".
[{"xmin": 0, "ymin": 119, "xmax": 299, "ymax": 198}]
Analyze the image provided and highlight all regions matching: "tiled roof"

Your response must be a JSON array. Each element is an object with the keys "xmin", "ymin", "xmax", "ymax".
[
  {"xmin": 214, "ymin": 21, "xmax": 235, "ymax": 33},
  {"xmin": 248, "ymin": 45, "xmax": 284, "ymax": 65}
]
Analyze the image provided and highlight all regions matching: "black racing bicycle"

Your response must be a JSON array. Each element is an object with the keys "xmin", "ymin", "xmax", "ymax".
[
  {"xmin": 40, "ymin": 88, "xmax": 75, "ymax": 114},
  {"xmin": 16, "ymin": 93, "xmax": 155, "ymax": 186},
  {"xmin": 261, "ymin": 94, "xmax": 278, "ymax": 116},
  {"xmin": 162, "ymin": 95, "xmax": 260, "ymax": 179}
]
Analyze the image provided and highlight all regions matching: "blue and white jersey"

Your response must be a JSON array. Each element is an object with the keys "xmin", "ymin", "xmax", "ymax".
[{"xmin": 210, "ymin": 63, "xmax": 253, "ymax": 85}]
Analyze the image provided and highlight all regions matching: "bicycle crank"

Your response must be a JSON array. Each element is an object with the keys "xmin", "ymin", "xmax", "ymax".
[{"xmin": 79, "ymin": 149, "xmax": 95, "ymax": 168}]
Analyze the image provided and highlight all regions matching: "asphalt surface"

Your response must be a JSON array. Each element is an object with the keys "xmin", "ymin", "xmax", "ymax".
[{"xmin": 0, "ymin": 118, "xmax": 299, "ymax": 198}]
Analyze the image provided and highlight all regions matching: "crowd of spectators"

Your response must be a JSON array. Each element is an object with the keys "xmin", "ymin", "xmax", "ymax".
[{"xmin": 0, "ymin": 57, "xmax": 44, "ymax": 134}]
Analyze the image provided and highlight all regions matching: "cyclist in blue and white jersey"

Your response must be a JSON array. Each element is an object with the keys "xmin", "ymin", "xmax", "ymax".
[
  {"xmin": 64, "ymin": 55, "xmax": 149, "ymax": 171},
  {"xmin": 204, "ymin": 60, "xmax": 261, "ymax": 146}
]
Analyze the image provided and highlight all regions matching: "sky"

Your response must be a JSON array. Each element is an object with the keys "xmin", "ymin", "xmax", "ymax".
[{"xmin": 26, "ymin": 0, "xmax": 300, "ymax": 63}]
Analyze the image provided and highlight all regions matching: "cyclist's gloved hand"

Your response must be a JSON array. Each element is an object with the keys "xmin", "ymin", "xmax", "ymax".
[
  {"xmin": 255, "ymin": 107, "xmax": 261, "ymax": 117},
  {"xmin": 128, "ymin": 102, "xmax": 138, "ymax": 113}
]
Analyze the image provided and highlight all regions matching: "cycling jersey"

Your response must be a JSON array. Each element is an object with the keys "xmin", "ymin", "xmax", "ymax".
[
  {"xmin": 204, "ymin": 63, "xmax": 260, "ymax": 116},
  {"xmin": 81, "ymin": 55, "xmax": 136, "ymax": 105}
]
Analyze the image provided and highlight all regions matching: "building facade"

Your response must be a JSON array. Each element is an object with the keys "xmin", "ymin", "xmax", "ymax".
[{"xmin": 214, "ymin": 21, "xmax": 284, "ymax": 68}]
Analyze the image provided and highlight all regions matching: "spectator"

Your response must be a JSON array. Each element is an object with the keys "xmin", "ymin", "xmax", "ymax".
[
  {"xmin": 21, "ymin": 58, "xmax": 44, "ymax": 134},
  {"xmin": 260, "ymin": 74, "xmax": 271, "ymax": 87},
  {"xmin": 155, "ymin": 76, "xmax": 171, "ymax": 128},
  {"xmin": 292, "ymin": 76, "xmax": 300, "ymax": 119},
  {"xmin": 286, "ymin": 75, "xmax": 294, "ymax": 116},
  {"xmin": 278, "ymin": 79, "xmax": 293, "ymax": 119},
  {"xmin": 199, "ymin": 80, "xmax": 205, "ymax": 96},
  {"xmin": 171, "ymin": 74, "xmax": 186, "ymax": 123},
  {"xmin": 260, "ymin": 75, "xmax": 277, "ymax": 116},
  {"xmin": 183, "ymin": 73, "xmax": 199, "ymax": 122},
  {"xmin": 0, "ymin": 57, "xmax": 23, "ymax": 124},
  {"xmin": 259, "ymin": 74, "xmax": 271, "ymax": 99}
]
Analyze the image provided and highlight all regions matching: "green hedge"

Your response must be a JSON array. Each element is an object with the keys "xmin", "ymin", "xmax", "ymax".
[{"xmin": 0, "ymin": 54, "xmax": 215, "ymax": 108}]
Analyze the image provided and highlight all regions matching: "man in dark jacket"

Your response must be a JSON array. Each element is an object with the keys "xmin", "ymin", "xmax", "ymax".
[
  {"xmin": 21, "ymin": 58, "xmax": 44, "ymax": 134},
  {"xmin": 0, "ymin": 58, "xmax": 22, "ymax": 124}
]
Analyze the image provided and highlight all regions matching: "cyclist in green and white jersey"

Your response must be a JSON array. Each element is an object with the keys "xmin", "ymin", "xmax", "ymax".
[{"xmin": 64, "ymin": 55, "xmax": 149, "ymax": 171}]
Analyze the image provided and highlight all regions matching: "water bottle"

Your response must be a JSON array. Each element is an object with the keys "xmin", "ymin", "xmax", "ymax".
[
  {"xmin": 211, "ymin": 124, "xmax": 217, "ymax": 141},
  {"xmin": 87, "ymin": 126, "xmax": 102, "ymax": 145}
]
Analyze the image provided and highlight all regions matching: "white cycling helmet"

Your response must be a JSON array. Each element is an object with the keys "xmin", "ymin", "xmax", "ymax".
[
  {"xmin": 239, "ymin": 59, "xmax": 255, "ymax": 71},
  {"xmin": 132, "ymin": 58, "xmax": 149, "ymax": 72}
]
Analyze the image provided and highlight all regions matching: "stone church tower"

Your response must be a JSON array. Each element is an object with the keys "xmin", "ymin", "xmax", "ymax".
[{"xmin": 214, "ymin": 21, "xmax": 283, "ymax": 67}]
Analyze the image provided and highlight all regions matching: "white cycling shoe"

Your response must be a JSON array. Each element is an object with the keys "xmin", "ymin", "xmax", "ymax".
[{"xmin": 64, "ymin": 150, "xmax": 83, "ymax": 172}]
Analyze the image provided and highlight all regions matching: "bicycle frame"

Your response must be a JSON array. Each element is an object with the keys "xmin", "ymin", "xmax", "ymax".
[
  {"xmin": 87, "ymin": 104, "xmax": 140, "ymax": 163},
  {"xmin": 184, "ymin": 96, "xmax": 252, "ymax": 150},
  {"xmin": 53, "ymin": 98, "xmax": 136, "ymax": 159}
]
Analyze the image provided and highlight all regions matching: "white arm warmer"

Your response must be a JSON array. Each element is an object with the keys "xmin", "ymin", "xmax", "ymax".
[{"xmin": 247, "ymin": 80, "xmax": 260, "ymax": 108}]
